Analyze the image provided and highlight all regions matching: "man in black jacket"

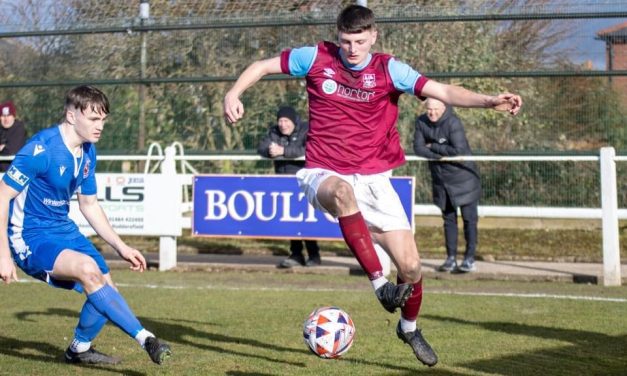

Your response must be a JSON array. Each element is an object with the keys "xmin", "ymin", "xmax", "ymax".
[
  {"xmin": 413, "ymin": 98, "xmax": 481, "ymax": 273},
  {"xmin": 0, "ymin": 101, "xmax": 27, "ymax": 172},
  {"xmin": 258, "ymin": 106, "xmax": 321, "ymax": 268}
]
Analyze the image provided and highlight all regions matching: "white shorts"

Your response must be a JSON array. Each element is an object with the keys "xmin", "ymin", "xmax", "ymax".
[{"xmin": 296, "ymin": 168, "xmax": 411, "ymax": 232}]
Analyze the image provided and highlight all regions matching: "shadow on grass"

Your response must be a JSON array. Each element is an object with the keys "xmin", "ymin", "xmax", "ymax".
[
  {"xmin": 0, "ymin": 335, "xmax": 145, "ymax": 376},
  {"xmin": 424, "ymin": 314, "xmax": 627, "ymax": 375},
  {"xmin": 15, "ymin": 308, "xmax": 419, "ymax": 373}
]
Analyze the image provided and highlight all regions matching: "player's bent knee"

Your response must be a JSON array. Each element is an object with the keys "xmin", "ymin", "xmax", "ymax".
[
  {"xmin": 332, "ymin": 181, "xmax": 355, "ymax": 206},
  {"xmin": 399, "ymin": 261, "xmax": 422, "ymax": 283},
  {"xmin": 76, "ymin": 260, "xmax": 106, "ymax": 287}
]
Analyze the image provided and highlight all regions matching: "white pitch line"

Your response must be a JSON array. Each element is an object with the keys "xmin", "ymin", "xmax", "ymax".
[
  {"xmin": 14, "ymin": 279, "xmax": 627, "ymax": 303},
  {"xmin": 430, "ymin": 290, "xmax": 627, "ymax": 303}
]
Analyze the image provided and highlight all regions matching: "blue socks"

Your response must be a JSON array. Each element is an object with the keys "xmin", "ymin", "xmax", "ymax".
[
  {"xmin": 86, "ymin": 284, "xmax": 144, "ymax": 338},
  {"xmin": 74, "ymin": 300, "xmax": 108, "ymax": 343}
]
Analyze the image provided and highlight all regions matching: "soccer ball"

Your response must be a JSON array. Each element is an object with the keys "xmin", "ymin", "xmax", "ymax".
[{"xmin": 303, "ymin": 306, "xmax": 355, "ymax": 359}]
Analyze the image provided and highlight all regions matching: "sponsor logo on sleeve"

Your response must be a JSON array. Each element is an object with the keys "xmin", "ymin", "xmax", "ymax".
[{"xmin": 7, "ymin": 166, "xmax": 29, "ymax": 186}]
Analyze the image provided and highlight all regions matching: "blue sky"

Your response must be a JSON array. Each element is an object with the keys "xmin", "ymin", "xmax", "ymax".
[{"xmin": 565, "ymin": 18, "xmax": 625, "ymax": 69}]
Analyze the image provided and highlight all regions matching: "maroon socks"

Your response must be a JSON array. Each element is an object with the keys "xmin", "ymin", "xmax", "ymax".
[
  {"xmin": 338, "ymin": 212, "xmax": 383, "ymax": 280},
  {"xmin": 398, "ymin": 276, "xmax": 423, "ymax": 321}
]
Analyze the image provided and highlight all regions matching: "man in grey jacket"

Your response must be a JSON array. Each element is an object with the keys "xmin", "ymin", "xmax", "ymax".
[
  {"xmin": 413, "ymin": 98, "xmax": 481, "ymax": 273},
  {"xmin": 258, "ymin": 106, "xmax": 321, "ymax": 268}
]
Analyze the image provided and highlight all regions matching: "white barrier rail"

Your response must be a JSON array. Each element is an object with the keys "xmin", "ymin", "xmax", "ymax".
[
  {"xmin": 144, "ymin": 146, "xmax": 623, "ymax": 286},
  {"xmin": 2, "ymin": 147, "xmax": 623, "ymax": 285}
]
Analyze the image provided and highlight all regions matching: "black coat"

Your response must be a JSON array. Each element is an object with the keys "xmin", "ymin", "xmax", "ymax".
[
  {"xmin": 413, "ymin": 106, "xmax": 481, "ymax": 210},
  {"xmin": 0, "ymin": 119, "xmax": 26, "ymax": 172},
  {"xmin": 257, "ymin": 122, "xmax": 309, "ymax": 174}
]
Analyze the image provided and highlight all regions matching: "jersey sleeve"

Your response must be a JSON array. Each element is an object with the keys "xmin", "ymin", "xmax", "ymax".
[
  {"xmin": 77, "ymin": 146, "xmax": 97, "ymax": 195},
  {"xmin": 2, "ymin": 140, "xmax": 48, "ymax": 192},
  {"xmin": 388, "ymin": 58, "xmax": 430, "ymax": 98},
  {"xmin": 280, "ymin": 46, "xmax": 317, "ymax": 77}
]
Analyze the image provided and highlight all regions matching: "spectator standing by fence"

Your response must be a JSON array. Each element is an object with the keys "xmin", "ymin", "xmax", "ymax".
[
  {"xmin": 0, "ymin": 101, "xmax": 27, "ymax": 172},
  {"xmin": 258, "ymin": 106, "xmax": 321, "ymax": 268},
  {"xmin": 413, "ymin": 98, "xmax": 481, "ymax": 273}
]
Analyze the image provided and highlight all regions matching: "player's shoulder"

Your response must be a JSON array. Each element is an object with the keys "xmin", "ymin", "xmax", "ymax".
[
  {"xmin": 19, "ymin": 126, "xmax": 61, "ymax": 157},
  {"xmin": 318, "ymin": 41, "xmax": 339, "ymax": 54},
  {"xmin": 373, "ymin": 50, "xmax": 394, "ymax": 59},
  {"xmin": 83, "ymin": 142, "xmax": 97, "ymax": 157}
]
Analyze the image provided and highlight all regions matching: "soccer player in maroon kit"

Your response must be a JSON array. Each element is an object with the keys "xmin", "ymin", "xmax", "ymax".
[{"xmin": 224, "ymin": 5, "xmax": 521, "ymax": 367}]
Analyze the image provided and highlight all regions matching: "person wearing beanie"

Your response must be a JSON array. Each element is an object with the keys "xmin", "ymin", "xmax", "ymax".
[
  {"xmin": 257, "ymin": 106, "xmax": 321, "ymax": 268},
  {"xmin": 0, "ymin": 100, "xmax": 27, "ymax": 172}
]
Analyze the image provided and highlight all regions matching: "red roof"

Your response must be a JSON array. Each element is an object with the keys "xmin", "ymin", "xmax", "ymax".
[{"xmin": 597, "ymin": 21, "xmax": 627, "ymax": 39}]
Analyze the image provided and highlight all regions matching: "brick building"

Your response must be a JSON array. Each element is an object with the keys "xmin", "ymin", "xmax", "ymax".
[{"xmin": 596, "ymin": 21, "xmax": 627, "ymax": 106}]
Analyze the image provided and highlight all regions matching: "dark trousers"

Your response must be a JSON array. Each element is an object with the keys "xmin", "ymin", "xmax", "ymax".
[
  {"xmin": 441, "ymin": 194, "xmax": 478, "ymax": 260},
  {"xmin": 290, "ymin": 239, "xmax": 320, "ymax": 259}
]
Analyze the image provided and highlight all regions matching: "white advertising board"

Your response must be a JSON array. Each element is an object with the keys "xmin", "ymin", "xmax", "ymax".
[{"xmin": 69, "ymin": 173, "xmax": 182, "ymax": 237}]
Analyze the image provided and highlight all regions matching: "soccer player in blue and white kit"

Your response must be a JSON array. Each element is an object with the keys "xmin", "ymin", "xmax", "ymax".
[{"xmin": 0, "ymin": 86, "xmax": 171, "ymax": 365}]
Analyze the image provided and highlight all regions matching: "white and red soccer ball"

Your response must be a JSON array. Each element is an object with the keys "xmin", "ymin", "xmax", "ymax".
[{"xmin": 303, "ymin": 306, "xmax": 355, "ymax": 359}]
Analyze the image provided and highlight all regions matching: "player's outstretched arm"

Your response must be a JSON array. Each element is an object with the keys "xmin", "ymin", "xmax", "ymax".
[
  {"xmin": 0, "ymin": 181, "xmax": 20, "ymax": 284},
  {"xmin": 224, "ymin": 56, "xmax": 283, "ymax": 123},
  {"xmin": 421, "ymin": 80, "xmax": 522, "ymax": 115},
  {"xmin": 77, "ymin": 193, "xmax": 146, "ymax": 272}
]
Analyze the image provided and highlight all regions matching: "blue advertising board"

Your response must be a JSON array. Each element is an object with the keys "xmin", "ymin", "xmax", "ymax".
[{"xmin": 192, "ymin": 174, "xmax": 414, "ymax": 240}]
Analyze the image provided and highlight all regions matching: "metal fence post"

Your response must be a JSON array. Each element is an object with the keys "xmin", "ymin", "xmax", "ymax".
[
  {"xmin": 159, "ymin": 145, "xmax": 178, "ymax": 271},
  {"xmin": 138, "ymin": 0, "xmax": 149, "ymax": 153},
  {"xmin": 600, "ymin": 147, "xmax": 621, "ymax": 286}
]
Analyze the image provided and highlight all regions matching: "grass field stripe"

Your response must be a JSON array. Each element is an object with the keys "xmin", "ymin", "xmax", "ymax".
[{"xmin": 14, "ymin": 279, "xmax": 627, "ymax": 302}]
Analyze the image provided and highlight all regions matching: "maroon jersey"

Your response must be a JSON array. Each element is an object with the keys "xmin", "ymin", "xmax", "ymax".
[{"xmin": 281, "ymin": 41, "xmax": 428, "ymax": 174}]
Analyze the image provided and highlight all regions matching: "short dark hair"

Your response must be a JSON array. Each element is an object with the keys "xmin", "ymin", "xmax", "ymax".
[
  {"xmin": 64, "ymin": 85, "xmax": 110, "ymax": 115},
  {"xmin": 336, "ymin": 5, "xmax": 375, "ymax": 33}
]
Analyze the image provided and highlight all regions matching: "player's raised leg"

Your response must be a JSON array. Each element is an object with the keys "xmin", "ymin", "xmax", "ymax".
[
  {"xmin": 316, "ymin": 176, "xmax": 413, "ymax": 312},
  {"xmin": 375, "ymin": 230, "xmax": 438, "ymax": 367},
  {"xmin": 53, "ymin": 249, "xmax": 172, "ymax": 365}
]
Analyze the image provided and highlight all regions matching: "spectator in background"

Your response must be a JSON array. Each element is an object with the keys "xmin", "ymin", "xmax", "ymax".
[
  {"xmin": 0, "ymin": 101, "xmax": 27, "ymax": 172},
  {"xmin": 258, "ymin": 106, "xmax": 321, "ymax": 268},
  {"xmin": 413, "ymin": 98, "xmax": 481, "ymax": 273}
]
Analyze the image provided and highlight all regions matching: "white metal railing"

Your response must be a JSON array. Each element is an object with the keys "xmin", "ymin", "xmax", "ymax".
[
  {"xmin": 94, "ymin": 148, "xmax": 627, "ymax": 220},
  {"xmin": 130, "ymin": 144, "xmax": 623, "ymax": 286},
  {"xmin": 0, "ymin": 146, "xmax": 623, "ymax": 285}
]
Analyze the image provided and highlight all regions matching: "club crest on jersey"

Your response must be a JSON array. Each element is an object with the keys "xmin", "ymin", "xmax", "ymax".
[
  {"xmin": 83, "ymin": 158, "xmax": 91, "ymax": 178},
  {"xmin": 323, "ymin": 68, "xmax": 336, "ymax": 78},
  {"xmin": 33, "ymin": 144, "xmax": 45, "ymax": 156},
  {"xmin": 362, "ymin": 74, "xmax": 376, "ymax": 89},
  {"xmin": 7, "ymin": 165, "xmax": 29, "ymax": 186},
  {"xmin": 322, "ymin": 79, "xmax": 338, "ymax": 95}
]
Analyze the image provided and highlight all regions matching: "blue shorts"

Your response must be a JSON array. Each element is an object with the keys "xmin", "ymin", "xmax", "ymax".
[{"xmin": 10, "ymin": 231, "xmax": 109, "ymax": 292}]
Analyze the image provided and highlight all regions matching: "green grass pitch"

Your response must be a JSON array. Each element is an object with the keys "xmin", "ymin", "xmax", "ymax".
[{"xmin": 0, "ymin": 270, "xmax": 625, "ymax": 375}]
